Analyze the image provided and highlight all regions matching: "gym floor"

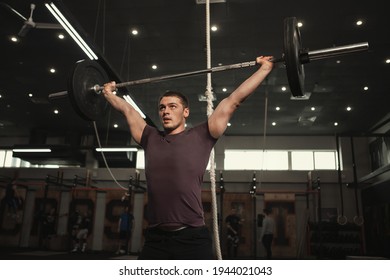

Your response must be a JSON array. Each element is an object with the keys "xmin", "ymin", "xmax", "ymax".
[{"xmin": 0, "ymin": 247, "xmax": 138, "ymax": 260}]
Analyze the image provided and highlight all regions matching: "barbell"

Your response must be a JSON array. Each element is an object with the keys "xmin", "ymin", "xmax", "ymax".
[{"xmin": 48, "ymin": 17, "xmax": 369, "ymax": 121}]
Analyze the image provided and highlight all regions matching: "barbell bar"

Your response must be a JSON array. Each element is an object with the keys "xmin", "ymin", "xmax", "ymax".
[
  {"xmin": 91, "ymin": 42, "xmax": 368, "ymax": 93},
  {"xmin": 49, "ymin": 17, "xmax": 369, "ymax": 121}
]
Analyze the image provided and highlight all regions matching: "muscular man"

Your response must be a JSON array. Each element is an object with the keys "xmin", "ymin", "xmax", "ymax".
[{"xmin": 102, "ymin": 56, "xmax": 273, "ymax": 259}]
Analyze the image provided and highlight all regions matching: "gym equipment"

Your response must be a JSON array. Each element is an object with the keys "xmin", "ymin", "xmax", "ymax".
[{"xmin": 49, "ymin": 17, "xmax": 369, "ymax": 121}]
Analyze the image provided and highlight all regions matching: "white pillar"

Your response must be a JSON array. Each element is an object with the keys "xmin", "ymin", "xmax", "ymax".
[
  {"xmin": 19, "ymin": 189, "xmax": 36, "ymax": 247},
  {"xmin": 91, "ymin": 191, "xmax": 106, "ymax": 251}
]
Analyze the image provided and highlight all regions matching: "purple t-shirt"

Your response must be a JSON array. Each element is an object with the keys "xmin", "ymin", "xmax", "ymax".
[{"xmin": 140, "ymin": 122, "xmax": 217, "ymax": 227}]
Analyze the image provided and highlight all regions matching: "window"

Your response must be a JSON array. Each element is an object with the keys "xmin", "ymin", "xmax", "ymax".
[
  {"xmin": 291, "ymin": 151, "xmax": 314, "ymax": 170},
  {"xmin": 314, "ymin": 151, "xmax": 337, "ymax": 170},
  {"xmin": 224, "ymin": 150, "xmax": 263, "ymax": 170},
  {"xmin": 224, "ymin": 150, "xmax": 288, "ymax": 170},
  {"xmin": 224, "ymin": 149, "xmax": 338, "ymax": 171},
  {"xmin": 136, "ymin": 150, "xmax": 145, "ymax": 169},
  {"xmin": 264, "ymin": 151, "xmax": 289, "ymax": 170}
]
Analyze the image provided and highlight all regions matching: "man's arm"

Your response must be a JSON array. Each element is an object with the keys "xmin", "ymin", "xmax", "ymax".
[
  {"xmin": 102, "ymin": 81, "xmax": 146, "ymax": 144},
  {"xmin": 208, "ymin": 56, "xmax": 274, "ymax": 139}
]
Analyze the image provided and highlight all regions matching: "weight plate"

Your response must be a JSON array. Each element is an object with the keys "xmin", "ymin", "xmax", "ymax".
[
  {"xmin": 284, "ymin": 17, "xmax": 305, "ymax": 97},
  {"xmin": 68, "ymin": 59, "xmax": 109, "ymax": 121}
]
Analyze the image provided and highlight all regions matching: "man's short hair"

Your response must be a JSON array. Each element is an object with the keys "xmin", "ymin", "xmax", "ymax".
[{"xmin": 159, "ymin": 91, "xmax": 189, "ymax": 108}]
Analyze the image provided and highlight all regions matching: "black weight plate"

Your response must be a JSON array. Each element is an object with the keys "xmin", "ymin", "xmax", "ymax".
[
  {"xmin": 68, "ymin": 59, "xmax": 109, "ymax": 121},
  {"xmin": 284, "ymin": 17, "xmax": 305, "ymax": 97}
]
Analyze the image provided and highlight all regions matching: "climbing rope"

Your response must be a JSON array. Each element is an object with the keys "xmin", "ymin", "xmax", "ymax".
[{"xmin": 204, "ymin": 0, "xmax": 222, "ymax": 260}]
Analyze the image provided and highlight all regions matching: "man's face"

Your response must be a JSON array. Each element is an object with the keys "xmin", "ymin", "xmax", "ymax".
[{"xmin": 158, "ymin": 96, "xmax": 189, "ymax": 134}]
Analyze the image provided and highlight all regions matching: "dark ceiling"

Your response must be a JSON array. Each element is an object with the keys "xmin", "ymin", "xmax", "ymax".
[{"xmin": 1, "ymin": 0, "xmax": 390, "ymax": 149}]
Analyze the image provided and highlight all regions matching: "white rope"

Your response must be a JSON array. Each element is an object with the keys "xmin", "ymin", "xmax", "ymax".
[
  {"xmin": 205, "ymin": 0, "xmax": 222, "ymax": 260},
  {"xmin": 91, "ymin": 0, "xmax": 128, "ymax": 192},
  {"xmin": 259, "ymin": 87, "xmax": 269, "ymax": 189},
  {"xmin": 93, "ymin": 121, "xmax": 128, "ymax": 191}
]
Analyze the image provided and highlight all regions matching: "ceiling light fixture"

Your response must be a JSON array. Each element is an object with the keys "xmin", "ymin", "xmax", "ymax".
[
  {"xmin": 13, "ymin": 148, "xmax": 52, "ymax": 153},
  {"xmin": 95, "ymin": 147, "xmax": 138, "ymax": 152},
  {"xmin": 123, "ymin": 95, "xmax": 147, "ymax": 119},
  {"xmin": 356, "ymin": 20, "xmax": 363, "ymax": 26},
  {"xmin": 45, "ymin": 2, "xmax": 98, "ymax": 60}
]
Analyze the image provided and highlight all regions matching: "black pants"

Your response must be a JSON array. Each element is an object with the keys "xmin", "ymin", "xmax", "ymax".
[
  {"xmin": 226, "ymin": 234, "xmax": 239, "ymax": 259},
  {"xmin": 138, "ymin": 226, "xmax": 214, "ymax": 260},
  {"xmin": 262, "ymin": 234, "xmax": 273, "ymax": 259}
]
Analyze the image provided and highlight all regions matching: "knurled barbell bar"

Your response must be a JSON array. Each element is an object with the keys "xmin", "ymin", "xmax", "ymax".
[{"xmin": 48, "ymin": 17, "xmax": 369, "ymax": 122}]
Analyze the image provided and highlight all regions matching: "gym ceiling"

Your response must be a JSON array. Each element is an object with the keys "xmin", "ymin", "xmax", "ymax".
[{"xmin": 1, "ymin": 0, "xmax": 389, "ymax": 146}]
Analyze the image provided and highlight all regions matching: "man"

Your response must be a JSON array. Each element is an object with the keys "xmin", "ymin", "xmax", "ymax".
[
  {"xmin": 261, "ymin": 207, "xmax": 275, "ymax": 259},
  {"xmin": 225, "ymin": 208, "xmax": 242, "ymax": 259},
  {"xmin": 116, "ymin": 206, "xmax": 134, "ymax": 254},
  {"xmin": 71, "ymin": 210, "xmax": 92, "ymax": 253},
  {"xmin": 102, "ymin": 56, "xmax": 273, "ymax": 259},
  {"xmin": 5, "ymin": 179, "xmax": 22, "ymax": 219}
]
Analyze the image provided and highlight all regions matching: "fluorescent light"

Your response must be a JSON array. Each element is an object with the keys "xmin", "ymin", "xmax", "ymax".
[
  {"xmin": 45, "ymin": 2, "xmax": 98, "ymax": 60},
  {"xmin": 13, "ymin": 148, "xmax": 52, "ymax": 153},
  {"xmin": 123, "ymin": 95, "xmax": 147, "ymax": 119},
  {"xmin": 95, "ymin": 148, "xmax": 138, "ymax": 152}
]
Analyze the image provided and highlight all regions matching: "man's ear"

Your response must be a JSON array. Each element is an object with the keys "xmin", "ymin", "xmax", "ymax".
[{"xmin": 184, "ymin": 107, "xmax": 190, "ymax": 118}]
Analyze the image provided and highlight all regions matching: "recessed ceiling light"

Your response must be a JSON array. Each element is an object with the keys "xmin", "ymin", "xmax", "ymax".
[
  {"xmin": 275, "ymin": 106, "xmax": 280, "ymax": 111},
  {"xmin": 297, "ymin": 22, "xmax": 303, "ymax": 27},
  {"xmin": 54, "ymin": 109, "xmax": 59, "ymax": 114},
  {"xmin": 334, "ymin": 122, "xmax": 339, "ymax": 126},
  {"xmin": 311, "ymin": 107, "xmax": 316, "ymax": 111},
  {"xmin": 152, "ymin": 64, "xmax": 158, "ymax": 70},
  {"xmin": 272, "ymin": 122, "xmax": 276, "ymax": 126},
  {"xmin": 281, "ymin": 86, "xmax": 287, "ymax": 91},
  {"xmin": 356, "ymin": 20, "xmax": 363, "ymax": 26},
  {"xmin": 363, "ymin": 86, "xmax": 369, "ymax": 91},
  {"xmin": 211, "ymin": 25, "xmax": 218, "ymax": 32},
  {"xmin": 346, "ymin": 106, "xmax": 352, "ymax": 111},
  {"xmin": 131, "ymin": 29, "xmax": 138, "ymax": 36},
  {"xmin": 10, "ymin": 36, "xmax": 18, "ymax": 43},
  {"xmin": 227, "ymin": 122, "xmax": 231, "ymax": 127},
  {"xmin": 336, "ymin": 60, "xmax": 341, "ymax": 64},
  {"xmin": 222, "ymin": 88, "xmax": 227, "ymax": 92},
  {"xmin": 28, "ymin": 93, "xmax": 33, "ymax": 97},
  {"xmin": 386, "ymin": 59, "xmax": 390, "ymax": 64},
  {"xmin": 113, "ymin": 124, "xmax": 119, "ymax": 128},
  {"xmin": 58, "ymin": 33, "xmax": 65, "ymax": 39},
  {"xmin": 49, "ymin": 68, "xmax": 56, "ymax": 73}
]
